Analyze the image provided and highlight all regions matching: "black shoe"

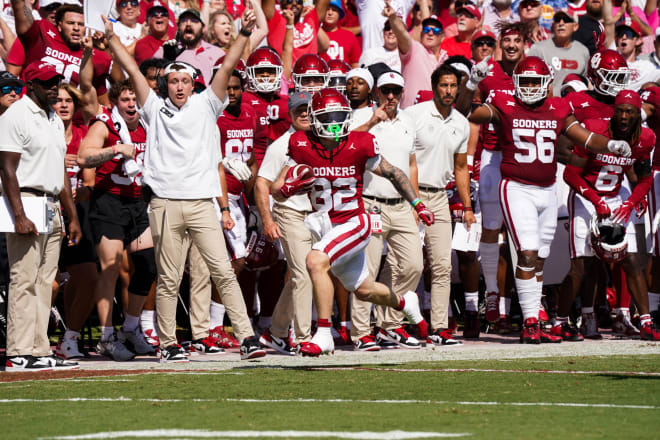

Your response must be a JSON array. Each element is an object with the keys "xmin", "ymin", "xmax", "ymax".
[
  {"xmin": 240, "ymin": 336, "xmax": 266, "ymax": 360},
  {"xmin": 159, "ymin": 344, "xmax": 189, "ymax": 364},
  {"xmin": 34, "ymin": 355, "xmax": 79, "ymax": 370},
  {"xmin": 191, "ymin": 337, "xmax": 225, "ymax": 354},
  {"xmin": 5, "ymin": 355, "xmax": 44, "ymax": 372}
]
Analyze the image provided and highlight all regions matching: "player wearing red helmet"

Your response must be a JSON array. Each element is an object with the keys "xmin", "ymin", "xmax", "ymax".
[
  {"xmin": 469, "ymin": 56, "xmax": 633, "ymax": 344},
  {"xmin": 292, "ymin": 54, "xmax": 330, "ymax": 93},
  {"xmin": 326, "ymin": 59, "xmax": 351, "ymax": 93},
  {"xmin": 273, "ymin": 88, "xmax": 432, "ymax": 357},
  {"xmin": 560, "ymin": 90, "xmax": 660, "ymax": 341}
]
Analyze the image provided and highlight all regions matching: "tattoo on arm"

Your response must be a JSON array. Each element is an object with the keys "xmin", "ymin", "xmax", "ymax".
[
  {"xmin": 376, "ymin": 158, "xmax": 418, "ymax": 203},
  {"xmin": 23, "ymin": 4, "xmax": 33, "ymax": 27},
  {"xmin": 83, "ymin": 149, "xmax": 115, "ymax": 168}
]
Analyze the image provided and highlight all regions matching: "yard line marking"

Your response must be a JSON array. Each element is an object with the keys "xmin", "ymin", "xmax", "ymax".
[
  {"xmin": 304, "ymin": 367, "xmax": 660, "ymax": 376},
  {"xmin": 0, "ymin": 371, "xmax": 244, "ymax": 384},
  {"xmin": 2, "ymin": 397, "xmax": 658, "ymax": 409},
  {"xmin": 40, "ymin": 429, "xmax": 470, "ymax": 439}
]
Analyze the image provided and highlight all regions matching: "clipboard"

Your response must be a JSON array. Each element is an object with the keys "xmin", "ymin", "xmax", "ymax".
[{"xmin": 0, "ymin": 196, "xmax": 52, "ymax": 233}]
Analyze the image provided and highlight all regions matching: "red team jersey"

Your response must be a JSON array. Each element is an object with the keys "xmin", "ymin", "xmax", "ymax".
[
  {"xmin": 287, "ymin": 131, "xmax": 380, "ymax": 224},
  {"xmin": 641, "ymin": 86, "xmax": 660, "ymax": 171},
  {"xmin": 66, "ymin": 124, "xmax": 88, "ymax": 189},
  {"xmin": 490, "ymin": 92, "xmax": 571, "ymax": 187},
  {"xmin": 566, "ymin": 90, "xmax": 614, "ymax": 122},
  {"xmin": 13, "ymin": 20, "xmax": 113, "ymax": 93},
  {"xmin": 478, "ymin": 61, "xmax": 515, "ymax": 152},
  {"xmin": 571, "ymin": 119, "xmax": 655, "ymax": 197},
  {"xmin": 92, "ymin": 110, "xmax": 147, "ymax": 198},
  {"xmin": 243, "ymin": 91, "xmax": 290, "ymax": 167},
  {"xmin": 217, "ymin": 102, "xmax": 257, "ymax": 195}
]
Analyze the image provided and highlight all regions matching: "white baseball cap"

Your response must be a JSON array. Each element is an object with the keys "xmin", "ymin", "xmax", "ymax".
[
  {"xmin": 39, "ymin": 0, "xmax": 81, "ymax": 7},
  {"xmin": 376, "ymin": 71, "xmax": 404, "ymax": 88}
]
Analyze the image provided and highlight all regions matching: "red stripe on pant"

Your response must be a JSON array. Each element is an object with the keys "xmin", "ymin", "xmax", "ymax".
[
  {"xmin": 499, "ymin": 179, "xmax": 522, "ymax": 251},
  {"xmin": 652, "ymin": 175, "xmax": 659, "ymax": 256},
  {"xmin": 324, "ymin": 214, "xmax": 370, "ymax": 264},
  {"xmin": 568, "ymin": 190, "xmax": 577, "ymax": 259}
]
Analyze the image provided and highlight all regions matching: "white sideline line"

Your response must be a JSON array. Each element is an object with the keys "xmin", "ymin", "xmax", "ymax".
[
  {"xmin": 40, "ymin": 429, "xmax": 469, "ymax": 439},
  {"xmin": 0, "ymin": 371, "xmax": 244, "ymax": 384},
  {"xmin": 1, "ymin": 397, "xmax": 657, "ymax": 409},
  {"xmin": 306, "ymin": 367, "xmax": 660, "ymax": 376}
]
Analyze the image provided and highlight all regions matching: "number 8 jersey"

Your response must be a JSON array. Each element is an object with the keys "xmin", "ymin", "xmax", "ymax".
[
  {"xmin": 490, "ymin": 92, "xmax": 572, "ymax": 187},
  {"xmin": 287, "ymin": 130, "xmax": 381, "ymax": 224}
]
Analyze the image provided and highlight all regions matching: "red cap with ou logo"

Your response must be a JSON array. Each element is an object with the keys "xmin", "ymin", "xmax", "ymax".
[
  {"xmin": 614, "ymin": 89, "xmax": 642, "ymax": 109},
  {"xmin": 22, "ymin": 61, "xmax": 63, "ymax": 83}
]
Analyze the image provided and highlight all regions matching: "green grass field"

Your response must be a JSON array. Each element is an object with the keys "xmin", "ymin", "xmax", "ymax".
[{"xmin": 1, "ymin": 355, "xmax": 659, "ymax": 440}]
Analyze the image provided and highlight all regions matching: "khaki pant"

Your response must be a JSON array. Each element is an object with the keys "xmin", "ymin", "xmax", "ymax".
[
  {"xmin": 351, "ymin": 198, "xmax": 423, "ymax": 339},
  {"xmin": 149, "ymin": 198, "xmax": 252, "ymax": 347},
  {"xmin": 185, "ymin": 237, "xmax": 214, "ymax": 341},
  {"xmin": 6, "ymin": 198, "xmax": 62, "ymax": 357},
  {"xmin": 420, "ymin": 189, "xmax": 452, "ymax": 330},
  {"xmin": 270, "ymin": 204, "xmax": 314, "ymax": 342}
]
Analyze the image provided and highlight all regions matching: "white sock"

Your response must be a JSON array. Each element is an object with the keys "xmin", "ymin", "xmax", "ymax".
[
  {"xmin": 258, "ymin": 315, "xmax": 272, "ymax": 329},
  {"xmin": 122, "ymin": 313, "xmax": 139, "ymax": 332},
  {"xmin": 505, "ymin": 297, "xmax": 511, "ymax": 314},
  {"xmin": 499, "ymin": 297, "xmax": 507, "ymax": 316},
  {"xmin": 479, "ymin": 242, "xmax": 500, "ymax": 294},
  {"xmin": 209, "ymin": 301, "xmax": 225, "ymax": 329},
  {"xmin": 649, "ymin": 292, "xmax": 660, "ymax": 313},
  {"xmin": 464, "ymin": 291, "xmax": 479, "ymax": 312},
  {"xmin": 516, "ymin": 277, "xmax": 539, "ymax": 320},
  {"xmin": 64, "ymin": 329, "xmax": 79, "ymax": 341},
  {"xmin": 553, "ymin": 316, "xmax": 568, "ymax": 327},
  {"xmin": 340, "ymin": 321, "xmax": 350, "ymax": 329},
  {"xmin": 101, "ymin": 326, "xmax": 114, "ymax": 341},
  {"xmin": 140, "ymin": 310, "xmax": 155, "ymax": 331}
]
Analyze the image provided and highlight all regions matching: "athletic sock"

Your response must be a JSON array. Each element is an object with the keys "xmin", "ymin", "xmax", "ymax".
[
  {"xmin": 140, "ymin": 310, "xmax": 155, "ymax": 332},
  {"xmin": 100, "ymin": 326, "xmax": 114, "ymax": 341},
  {"xmin": 258, "ymin": 315, "xmax": 272, "ymax": 330},
  {"xmin": 64, "ymin": 329, "xmax": 80, "ymax": 341},
  {"xmin": 122, "ymin": 313, "xmax": 139, "ymax": 333},
  {"xmin": 210, "ymin": 301, "xmax": 226, "ymax": 329},
  {"xmin": 640, "ymin": 314, "xmax": 652, "ymax": 326},
  {"xmin": 340, "ymin": 321, "xmax": 350, "ymax": 329},
  {"xmin": 553, "ymin": 316, "xmax": 568, "ymax": 327},
  {"xmin": 464, "ymin": 291, "xmax": 479, "ymax": 312},
  {"xmin": 479, "ymin": 242, "xmax": 500, "ymax": 294},
  {"xmin": 516, "ymin": 277, "xmax": 539, "ymax": 320},
  {"xmin": 582, "ymin": 306, "xmax": 594, "ymax": 314}
]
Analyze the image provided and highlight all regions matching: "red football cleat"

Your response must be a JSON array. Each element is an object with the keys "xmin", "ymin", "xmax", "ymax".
[
  {"xmin": 485, "ymin": 292, "xmax": 499, "ymax": 323},
  {"xmin": 550, "ymin": 323, "xmax": 584, "ymax": 341},
  {"xmin": 520, "ymin": 318, "xmax": 541, "ymax": 344},
  {"xmin": 640, "ymin": 322, "xmax": 660, "ymax": 341}
]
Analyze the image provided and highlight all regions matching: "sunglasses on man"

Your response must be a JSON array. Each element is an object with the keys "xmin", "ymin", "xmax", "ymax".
[
  {"xmin": 473, "ymin": 39, "xmax": 495, "ymax": 47},
  {"xmin": 616, "ymin": 28, "xmax": 637, "ymax": 39},
  {"xmin": 1, "ymin": 85, "xmax": 22, "ymax": 95},
  {"xmin": 282, "ymin": 0, "xmax": 304, "ymax": 5},
  {"xmin": 380, "ymin": 86, "xmax": 403, "ymax": 96},
  {"xmin": 423, "ymin": 26, "xmax": 442, "ymax": 35},
  {"xmin": 118, "ymin": 0, "xmax": 139, "ymax": 8}
]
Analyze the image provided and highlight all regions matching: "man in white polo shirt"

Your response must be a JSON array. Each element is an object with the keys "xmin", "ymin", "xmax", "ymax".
[
  {"xmin": 255, "ymin": 91, "xmax": 315, "ymax": 354},
  {"xmin": 0, "ymin": 61, "xmax": 81, "ymax": 372},
  {"xmin": 351, "ymin": 70, "xmax": 424, "ymax": 351},
  {"xmin": 404, "ymin": 63, "xmax": 474, "ymax": 346},
  {"xmin": 101, "ymin": 9, "xmax": 265, "ymax": 363}
]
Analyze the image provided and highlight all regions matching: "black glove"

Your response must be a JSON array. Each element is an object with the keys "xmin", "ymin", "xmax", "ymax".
[{"xmin": 162, "ymin": 38, "xmax": 184, "ymax": 61}]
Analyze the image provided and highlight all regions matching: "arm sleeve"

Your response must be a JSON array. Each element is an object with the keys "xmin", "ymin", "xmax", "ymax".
[
  {"xmin": 563, "ymin": 163, "xmax": 603, "ymax": 207},
  {"xmin": 628, "ymin": 174, "xmax": 653, "ymax": 206}
]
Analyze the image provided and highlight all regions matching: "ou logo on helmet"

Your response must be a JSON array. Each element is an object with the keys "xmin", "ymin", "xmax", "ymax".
[{"xmin": 590, "ymin": 52, "xmax": 602, "ymax": 70}]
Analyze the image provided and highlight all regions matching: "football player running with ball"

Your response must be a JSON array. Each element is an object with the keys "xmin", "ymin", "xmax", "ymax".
[
  {"xmin": 467, "ymin": 56, "xmax": 632, "ymax": 344},
  {"xmin": 273, "ymin": 88, "xmax": 432, "ymax": 357}
]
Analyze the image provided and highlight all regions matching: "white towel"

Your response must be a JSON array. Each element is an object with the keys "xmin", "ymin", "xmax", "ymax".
[{"xmin": 111, "ymin": 105, "xmax": 141, "ymax": 179}]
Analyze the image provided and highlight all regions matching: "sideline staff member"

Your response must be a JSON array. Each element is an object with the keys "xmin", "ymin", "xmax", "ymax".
[
  {"xmin": 0, "ymin": 61, "xmax": 81, "ymax": 372},
  {"xmin": 101, "ymin": 6, "xmax": 265, "ymax": 363}
]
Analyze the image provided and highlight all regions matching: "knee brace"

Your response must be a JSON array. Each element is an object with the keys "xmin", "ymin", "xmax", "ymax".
[{"xmin": 129, "ymin": 248, "xmax": 157, "ymax": 296}]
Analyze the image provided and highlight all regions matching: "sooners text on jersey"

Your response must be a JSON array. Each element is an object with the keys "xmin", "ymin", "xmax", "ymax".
[
  {"xmin": 287, "ymin": 130, "xmax": 380, "ymax": 224},
  {"xmin": 243, "ymin": 91, "xmax": 290, "ymax": 167},
  {"xmin": 93, "ymin": 109, "xmax": 147, "ymax": 198},
  {"xmin": 570, "ymin": 119, "xmax": 655, "ymax": 197},
  {"xmin": 218, "ymin": 102, "xmax": 257, "ymax": 195},
  {"xmin": 491, "ymin": 92, "xmax": 571, "ymax": 187}
]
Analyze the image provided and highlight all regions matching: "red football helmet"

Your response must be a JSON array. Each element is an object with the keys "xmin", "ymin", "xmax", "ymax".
[
  {"xmin": 590, "ymin": 216, "xmax": 628, "ymax": 263},
  {"xmin": 245, "ymin": 231, "xmax": 279, "ymax": 271},
  {"xmin": 513, "ymin": 56, "xmax": 552, "ymax": 104},
  {"xmin": 245, "ymin": 48, "xmax": 283, "ymax": 93},
  {"xmin": 292, "ymin": 54, "xmax": 330, "ymax": 92},
  {"xmin": 308, "ymin": 88, "xmax": 352, "ymax": 140},
  {"xmin": 326, "ymin": 59, "xmax": 351, "ymax": 93},
  {"xmin": 213, "ymin": 55, "xmax": 246, "ymax": 80},
  {"xmin": 587, "ymin": 50, "xmax": 630, "ymax": 97}
]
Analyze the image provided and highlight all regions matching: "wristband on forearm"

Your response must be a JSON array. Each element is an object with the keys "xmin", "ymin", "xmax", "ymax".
[
  {"xmin": 411, "ymin": 198, "xmax": 422, "ymax": 208},
  {"xmin": 240, "ymin": 27, "xmax": 252, "ymax": 37}
]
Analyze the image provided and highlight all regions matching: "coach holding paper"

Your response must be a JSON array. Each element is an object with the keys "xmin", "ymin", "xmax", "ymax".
[
  {"xmin": 0, "ymin": 61, "xmax": 82, "ymax": 372},
  {"xmin": 101, "ymin": 5, "xmax": 265, "ymax": 363}
]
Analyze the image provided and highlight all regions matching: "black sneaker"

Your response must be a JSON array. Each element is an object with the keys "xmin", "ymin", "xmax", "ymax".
[
  {"xmin": 240, "ymin": 336, "xmax": 266, "ymax": 360},
  {"xmin": 191, "ymin": 337, "xmax": 225, "ymax": 354},
  {"xmin": 33, "ymin": 355, "xmax": 79, "ymax": 370},
  {"xmin": 5, "ymin": 355, "xmax": 45, "ymax": 372},
  {"xmin": 159, "ymin": 344, "xmax": 189, "ymax": 364}
]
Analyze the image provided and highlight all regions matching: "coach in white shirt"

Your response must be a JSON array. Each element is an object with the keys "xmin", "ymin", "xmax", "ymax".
[
  {"xmin": 255, "ymin": 91, "xmax": 315, "ymax": 352},
  {"xmin": 404, "ymin": 63, "xmax": 474, "ymax": 346},
  {"xmin": 101, "ymin": 10, "xmax": 265, "ymax": 362},
  {"xmin": 350, "ymin": 71, "xmax": 423, "ymax": 350}
]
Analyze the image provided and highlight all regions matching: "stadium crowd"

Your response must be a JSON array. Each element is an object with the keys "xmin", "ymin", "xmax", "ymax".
[{"xmin": 0, "ymin": 0, "xmax": 659, "ymax": 371}]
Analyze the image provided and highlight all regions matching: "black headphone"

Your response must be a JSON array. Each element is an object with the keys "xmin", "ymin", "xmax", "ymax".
[{"xmin": 157, "ymin": 61, "xmax": 200, "ymax": 98}]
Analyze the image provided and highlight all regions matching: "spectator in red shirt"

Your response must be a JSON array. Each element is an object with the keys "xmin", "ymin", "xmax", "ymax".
[
  {"xmin": 321, "ymin": 0, "xmax": 361, "ymax": 67},
  {"xmin": 440, "ymin": 4, "xmax": 480, "ymax": 58},
  {"xmin": 262, "ymin": 0, "xmax": 330, "ymax": 62},
  {"xmin": 470, "ymin": 28, "xmax": 496, "ymax": 63},
  {"xmin": 134, "ymin": 3, "xmax": 171, "ymax": 66}
]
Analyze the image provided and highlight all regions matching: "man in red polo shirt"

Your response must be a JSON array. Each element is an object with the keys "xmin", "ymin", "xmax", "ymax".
[
  {"xmin": 440, "ymin": 4, "xmax": 480, "ymax": 59},
  {"xmin": 134, "ymin": 2, "xmax": 174, "ymax": 66}
]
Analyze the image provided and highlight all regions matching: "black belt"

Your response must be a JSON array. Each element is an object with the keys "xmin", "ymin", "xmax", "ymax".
[
  {"xmin": 363, "ymin": 195, "xmax": 404, "ymax": 205},
  {"xmin": 419, "ymin": 185, "xmax": 444, "ymax": 193},
  {"xmin": 20, "ymin": 187, "xmax": 59, "ymax": 201}
]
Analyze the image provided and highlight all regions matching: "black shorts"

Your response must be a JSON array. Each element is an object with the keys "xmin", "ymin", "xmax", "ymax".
[
  {"xmin": 89, "ymin": 189, "xmax": 150, "ymax": 246},
  {"xmin": 59, "ymin": 200, "xmax": 98, "ymax": 267}
]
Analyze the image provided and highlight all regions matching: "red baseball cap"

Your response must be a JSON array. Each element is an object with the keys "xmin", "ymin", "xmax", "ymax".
[
  {"xmin": 456, "ymin": 4, "xmax": 482, "ymax": 21},
  {"xmin": 22, "ymin": 61, "xmax": 64, "ymax": 83},
  {"xmin": 471, "ymin": 29, "xmax": 496, "ymax": 44},
  {"xmin": 615, "ymin": 17, "xmax": 642, "ymax": 37},
  {"xmin": 614, "ymin": 89, "xmax": 642, "ymax": 109}
]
